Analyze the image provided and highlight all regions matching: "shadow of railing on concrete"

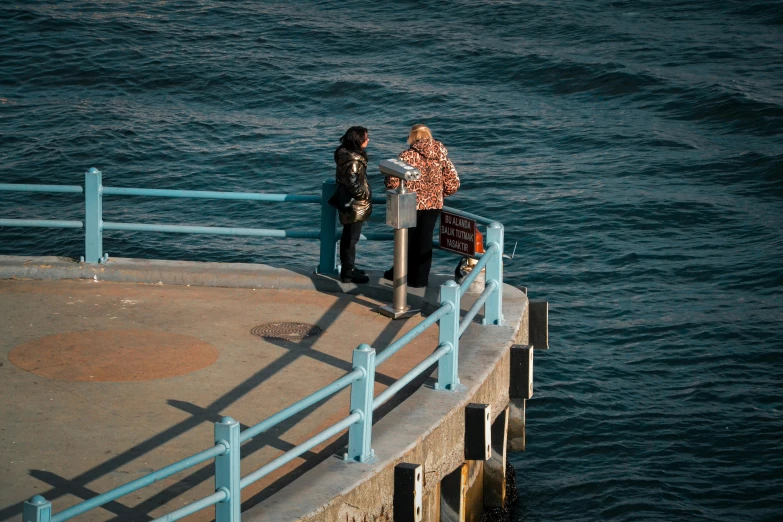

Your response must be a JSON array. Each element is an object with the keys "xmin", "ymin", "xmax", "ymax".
[{"xmin": 2, "ymin": 291, "xmax": 416, "ymax": 522}]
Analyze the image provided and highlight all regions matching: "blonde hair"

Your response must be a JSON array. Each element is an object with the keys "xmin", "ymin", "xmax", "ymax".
[{"xmin": 407, "ymin": 124, "xmax": 433, "ymax": 145}]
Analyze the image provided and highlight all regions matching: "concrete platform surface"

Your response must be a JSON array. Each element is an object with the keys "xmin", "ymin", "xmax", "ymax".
[{"xmin": 0, "ymin": 276, "xmax": 444, "ymax": 522}]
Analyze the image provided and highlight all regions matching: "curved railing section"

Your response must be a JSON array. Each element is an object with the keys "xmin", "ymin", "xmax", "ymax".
[{"xmin": 3, "ymin": 168, "xmax": 505, "ymax": 522}]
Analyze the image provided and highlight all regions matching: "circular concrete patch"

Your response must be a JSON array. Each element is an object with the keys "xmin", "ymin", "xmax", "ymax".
[{"xmin": 9, "ymin": 329, "xmax": 219, "ymax": 382}]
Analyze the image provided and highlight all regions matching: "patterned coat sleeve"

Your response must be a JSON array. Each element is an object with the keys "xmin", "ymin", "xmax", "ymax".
[{"xmin": 442, "ymin": 156, "xmax": 460, "ymax": 197}]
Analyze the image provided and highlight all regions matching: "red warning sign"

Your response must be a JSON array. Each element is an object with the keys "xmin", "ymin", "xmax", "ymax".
[{"xmin": 439, "ymin": 211, "xmax": 477, "ymax": 257}]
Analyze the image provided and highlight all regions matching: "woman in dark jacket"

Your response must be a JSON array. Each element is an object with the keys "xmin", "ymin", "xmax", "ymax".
[{"xmin": 332, "ymin": 126, "xmax": 372, "ymax": 284}]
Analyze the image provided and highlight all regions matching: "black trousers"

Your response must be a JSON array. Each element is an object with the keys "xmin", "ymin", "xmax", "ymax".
[
  {"xmin": 408, "ymin": 209, "xmax": 441, "ymax": 287},
  {"xmin": 340, "ymin": 221, "xmax": 363, "ymax": 272}
]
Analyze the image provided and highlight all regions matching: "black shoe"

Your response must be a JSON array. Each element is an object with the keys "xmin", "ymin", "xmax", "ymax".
[
  {"xmin": 383, "ymin": 268, "xmax": 393, "ymax": 280},
  {"xmin": 341, "ymin": 267, "xmax": 369, "ymax": 284}
]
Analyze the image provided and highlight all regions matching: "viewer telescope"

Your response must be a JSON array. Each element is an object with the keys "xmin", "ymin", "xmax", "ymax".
[
  {"xmin": 379, "ymin": 159, "xmax": 422, "ymax": 181},
  {"xmin": 378, "ymin": 159, "xmax": 420, "ymax": 319}
]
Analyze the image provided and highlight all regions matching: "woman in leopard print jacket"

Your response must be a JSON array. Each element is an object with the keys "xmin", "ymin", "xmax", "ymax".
[{"xmin": 384, "ymin": 124, "xmax": 460, "ymax": 287}]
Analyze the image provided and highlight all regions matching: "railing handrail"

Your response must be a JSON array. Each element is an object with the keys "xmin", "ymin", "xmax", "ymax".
[
  {"xmin": 460, "ymin": 280, "xmax": 499, "ymax": 336},
  {"xmin": 0, "ymin": 183, "xmax": 83, "ymax": 194},
  {"xmin": 102, "ymin": 221, "xmax": 322, "ymax": 239},
  {"xmin": 240, "ymin": 369, "xmax": 363, "ymax": 442},
  {"xmin": 459, "ymin": 242, "xmax": 499, "ymax": 296},
  {"xmin": 149, "ymin": 489, "xmax": 229, "ymax": 522},
  {"xmin": 373, "ymin": 341, "xmax": 453, "ymax": 410},
  {"xmin": 239, "ymin": 412, "xmax": 363, "ymax": 490},
  {"xmin": 10, "ymin": 170, "xmax": 506, "ymax": 522},
  {"xmin": 0, "ymin": 219, "xmax": 84, "ymax": 229},
  {"xmin": 375, "ymin": 301, "xmax": 453, "ymax": 366},
  {"xmin": 102, "ymin": 186, "xmax": 321, "ymax": 203},
  {"xmin": 51, "ymin": 444, "xmax": 228, "ymax": 522}
]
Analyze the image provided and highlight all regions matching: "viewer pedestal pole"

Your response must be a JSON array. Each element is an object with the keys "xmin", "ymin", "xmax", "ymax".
[{"xmin": 380, "ymin": 185, "xmax": 419, "ymax": 320}]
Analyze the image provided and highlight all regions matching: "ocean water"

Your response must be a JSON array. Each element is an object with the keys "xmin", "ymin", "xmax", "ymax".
[{"xmin": 1, "ymin": 1, "xmax": 782, "ymax": 520}]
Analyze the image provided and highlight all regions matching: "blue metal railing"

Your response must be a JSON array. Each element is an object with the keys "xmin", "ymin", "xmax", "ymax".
[
  {"xmin": 4, "ymin": 168, "xmax": 506, "ymax": 522},
  {"xmin": 0, "ymin": 169, "xmax": 490, "ymax": 273},
  {"xmin": 0, "ymin": 184, "xmax": 83, "ymax": 194}
]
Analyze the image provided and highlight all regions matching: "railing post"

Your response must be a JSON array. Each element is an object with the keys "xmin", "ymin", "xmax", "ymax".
[
  {"xmin": 437, "ymin": 280, "xmax": 461, "ymax": 390},
  {"xmin": 348, "ymin": 343, "xmax": 376, "ymax": 462},
  {"xmin": 23, "ymin": 495, "xmax": 51, "ymax": 522},
  {"xmin": 318, "ymin": 179, "xmax": 338, "ymax": 275},
  {"xmin": 485, "ymin": 222, "xmax": 504, "ymax": 325},
  {"xmin": 84, "ymin": 167, "xmax": 103, "ymax": 263},
  {"xmin": 215, "ymin": 416, "xmax": 240, "ymax": 522}
]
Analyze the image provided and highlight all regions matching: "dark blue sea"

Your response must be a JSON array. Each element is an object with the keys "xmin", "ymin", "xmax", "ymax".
[{"xmin": 1, "ymin": 1, "xmax": 782, "ymax": 520}]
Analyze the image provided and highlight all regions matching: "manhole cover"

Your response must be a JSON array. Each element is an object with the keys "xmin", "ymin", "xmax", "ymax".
[{"xmin": 251, "ymin": 322, "xmax": 323, "ymax": 342}]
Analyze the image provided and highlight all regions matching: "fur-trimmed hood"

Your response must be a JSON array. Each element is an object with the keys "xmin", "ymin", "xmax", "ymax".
[{"xmin": 408, "ymin": 138, "xmax": 448, "ymax": 160}]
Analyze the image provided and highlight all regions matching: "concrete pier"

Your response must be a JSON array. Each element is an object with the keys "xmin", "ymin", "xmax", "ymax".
[{"xmin": 0, "ymin": 255, "xmax": 533, "ymax": 522}]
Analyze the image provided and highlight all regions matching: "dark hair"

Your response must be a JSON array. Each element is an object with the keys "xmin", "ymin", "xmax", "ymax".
[{"xmin": 338, "ymin": 126, "xmax": 368, "ymax": 158}]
